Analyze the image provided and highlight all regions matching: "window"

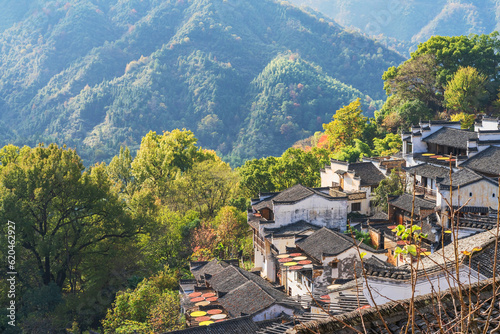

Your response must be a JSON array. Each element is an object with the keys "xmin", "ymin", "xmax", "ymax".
[
  {"xmin": 470, "ymin": 192, "xmax": 473, "ymax": 197},
  {"xmin": 351, "ymin": 202, "xmax": 361, "ymax": 212}
]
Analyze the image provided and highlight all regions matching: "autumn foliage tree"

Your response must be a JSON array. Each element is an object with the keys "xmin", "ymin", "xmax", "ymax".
[
  {"xmin": 213, "ymin": 206, "xmax": 249, "ymax": 259},
  {"xmin": 444, "ymin": 66, "xmax": 488, "ymax": 114},
  {"xmin": 323, "ymin": 98, "xmax": 367, "ymax": 152}
]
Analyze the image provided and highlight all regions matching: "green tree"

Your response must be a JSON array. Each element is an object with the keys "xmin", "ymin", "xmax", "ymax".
[
  {"xmin": 172, "ymin": 159, "xmax": 237, "ymax": 218},
  {"xmin": 138, "ymin": 209, "xmax": 199, "ymax": 271},
  {"xmin": 330, "ymin": 139, "xmax": 372, "ymax": 163},
  {"xmin": 383, "ymin": 54, "xmax": 441, "ymax": 110},
  {"xmin": 237, "ymin": 157, "xmax": 278, "ymax": 198},
  {"xmin": 444, "ymin": 66, "xmax": 488, "ymax": 114},
  {"xmin": 398, "ymin": 100, "xmax": 433, "ymax": 128},
  {"xmin": 213, "ymin": 206, "xmax": 249, "ymax": 259},
  {"xmin": 323, "ymin": 98, "xmax": 367, "ymax": 151},
  {"xmin": 382, "ymin": 33, "xmax": 500, "ymax": 118},
  {"xmin": 372, "ymin": 169, "xmax": 405, "ymax": 212},
  {"xmin": 269, "ymin": 147, "xmax": 330, "ymax": 190},
  {"xmin": 0, "ymin": 144, "xmax": 137, "ymax": 288},
  {"xmin": 108, "ymin": 146, "xmax": 134, "ymax": 196},
  {"xmin": 412, "ymin": 33, "xmax": 500, "ymax": 88},
  {"xmin": 102, "ymin": 268, "xmax": 183, "ymax": 334},
  {"xmin": 450, "ymin": 112, "xmax": 477, "ymax": 130},
  {"xmin": 131, "ymin": 129, "xmax": 205, "ymax": 201},
  {"xmin": 373, "ymin": 133, "xmax": 403, "ymax": 157}
]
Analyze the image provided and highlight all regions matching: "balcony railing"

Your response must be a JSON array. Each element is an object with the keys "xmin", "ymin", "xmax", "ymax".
[{"xmin": 415, "ymin": 185, "xmax": 437, "ymax": 199}]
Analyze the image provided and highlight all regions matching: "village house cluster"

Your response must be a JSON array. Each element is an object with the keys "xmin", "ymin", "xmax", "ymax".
[{"xmin": 171, "ymin": 117, "xmax": 500, "ymax": 334}]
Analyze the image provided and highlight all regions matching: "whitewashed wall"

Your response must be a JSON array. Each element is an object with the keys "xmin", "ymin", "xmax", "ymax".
[
  {"xmin": 273, "ymin": 195, "xmax": 348, "ymax": 231},
  {"xmin": 364, "ymin": 266, "xmax": 485, "ymax": 306},
  {"xmin": 438, "ymin": 180, "xmax": 498, "ymax": 212},
  {"xmin": 252, "ymin": 304, "xmax": 294, "ymax": 322}
]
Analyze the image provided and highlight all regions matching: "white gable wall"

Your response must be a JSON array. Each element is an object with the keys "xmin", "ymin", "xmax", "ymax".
[
  {"xmin": 252, "ymin": 304, "xmax": 294, "ymax": 322},
  {"xmin": 273, "ymin": 194, "xmax": 348, "ymax": 231},
  {"xmin": 321, "ymin": 168, "xmax": 336, "ymax": 187},
  {"xmin": 272, "ymin": 236, "xmax": 297, "ymax": 254},
  {"xmin": 364, "ymin": 266, "xmax": 485, "ymax": 306},
  {"xmin": 437, "ymin": 180, "xmax": 498, "ymax": 211}
]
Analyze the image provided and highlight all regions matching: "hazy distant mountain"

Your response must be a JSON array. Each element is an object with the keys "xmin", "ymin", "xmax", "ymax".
[
  {"xmin": 0, "ymin": 0, "xmax": 403, "ymax": 165},
  {"xmin": 289, "ymin": 0, "xmax": 500, "ymax": 54}
]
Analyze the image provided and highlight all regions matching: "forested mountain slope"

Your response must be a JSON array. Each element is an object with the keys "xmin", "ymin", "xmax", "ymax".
[
  {"xmin": 289, "ymin": 0, "xmax": 500, "ymax": 54},
  {"xmin": 0, "ymin": 0, "xmax": 403, "ymax": 165}
]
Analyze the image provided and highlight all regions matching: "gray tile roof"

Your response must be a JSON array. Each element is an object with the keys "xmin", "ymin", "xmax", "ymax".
[
  {"xmin": 471, "ymin": 242, "xmax": 500, "ymax": 278},
  {"xmin": 208, "ymin": 266, "xmax": 249, "ymax": 293},
  {"xmin": 219, "ymin": 281, "xmax": 276, "ymax": 318},
  {"xmin": 253, "ymin": 184, "xmax": 345, "ymax": 211},
  {"xmin": 438, "ymin": 168, "xmax": 497, "ymax": 188},
  {"xmin": 460, "ymin": 145, "xmax": 500, "ymax": 176},
  {"xmin": 288, "ymin": 277, "xmax": 500, "ymax": 334},
  {"xmin": 364, "ymin": 230, "xmax": 499, "ymax": 281},
  {"xmin": 295, "ymin": 227, "xmax": 382, "ymax": 260},
  {"xmin": 345, "ymin": 162, "xmax": 386, "ymax": 186},
  {"xmin": 263, "ymin": 220, "xmax": 319, "ymax": 237},
  {"xmin": 422, "ymin": 127, "xmax": 478, "ymax": 149},
  {"xmin": 167, "ymin": 315, "xmax": 259, "ymax": 334},
  {"xmin": 403, "ymin": 163, "xmax": 450, "ymax": 179},
  {"xmin": 368, "ymin": 211, "xmax": 388, "ymax": 221},
  {"xmin": 247, "ymin": 212, "xmax": 261, "ymax": 230},
  {"xmin": 388, "ymin": 193, "xmax": 436, "ymax": 215},
  {"xmin": 204, "ymin": 265, "xmax": 300, "ymax": 317},
  {"xmin": 190, "ymin": 259, "xmax": 225, "ymax": 282}
]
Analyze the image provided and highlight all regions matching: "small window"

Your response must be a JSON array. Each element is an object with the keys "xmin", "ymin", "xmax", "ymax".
[
  {"xmin": 351, "ymin": 202, "xmax": 361, "ymax": 212},
  {"xmin": 470, "ymin": 192, "xmax": 473, "ymax": 197}
]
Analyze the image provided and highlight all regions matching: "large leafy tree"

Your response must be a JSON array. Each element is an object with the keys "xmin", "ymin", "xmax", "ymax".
[
  {"xmin": 172, "ymin": 159, "xmax": 238, "ymax": 218},
  {"xmin": 383, "ymin": 33, "xmax": 500, "ymax": 114},
  {"xmin": 238, "ymin": 157, "xmax": 278, "ymax": 198},
  {"xmin": 102, "ymin": 268, "xmax": 184, "ymax": 334},
  {"xmin": 131, "ymin": 129, "xmax": 206, "ymax": 201},
  {"xmin": 0, "ymin": 144, "xmax": 138, "ymax": 289},
  {"xmin": 238, "ymin": 147, "xmax": 330, "ymax": 198},
  {"xmin": 373, "ymin": 133, "xmax": 403, "ymax": 157},
  {"xmin": 444, "ymin": 66, "xmax": 488, "ymax": 114},
  {"xmin": 269, "ymin": 147, "xmax": 330, "ymax": 191},
  {"xmin": 330, "ymin": 139, "xmax": 372, "ymax": 163},
  {"xmin": 372, "ymin": 169, "xmax": 405, "ymax": 212},
  {"xmin": 323, "ymin": 98, "xmax": 367, "ymax": 151},
  {"xmin": 213, "ymin": 206, "xmax": 250, "ymax": 259},
  {"xmin": 412, "ymin": 33, "xmax": 500, "ymax": 88},
  {"xmin": 382, "ymin": 54, "xmax": 441, "ymax": 110}
]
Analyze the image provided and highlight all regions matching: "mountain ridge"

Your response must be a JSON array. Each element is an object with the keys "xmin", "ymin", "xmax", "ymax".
[
  {"xmin": 288, "ymin": 0, "xmax": 500, "ymax": 54},
  {"xmin": 0, "ymin": 0, "xmax": 404, "ymax": 165}
]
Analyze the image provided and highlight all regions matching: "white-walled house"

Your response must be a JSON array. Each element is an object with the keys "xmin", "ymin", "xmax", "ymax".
[
  {"xmin": 436, "ymin": 168, "xmax": 499, "ymax": 225},
  {"xmin": 363, "ymin": 230, "xmax": 498, "ymax": 306},
  {"xmin": 281, "ymin": 227, "xmax": 387, "ymax": 297},
  {"xmin": 249, "ymin": 184, "xmax": 348, "ymax": 282},
  {"xmin": 320, "ymin": 160, "xmax": 387, "ymax": 215},
  {"xmin": 401, "ymin": 118, "xmax": 500, "ymax": 177},
  {"xmin": 400, "ymin": 117, "xmax": 500, "ymax": 227},
  {"xmin": 184, "ymin": 260, "xmax": 301, "ymax": 325}
]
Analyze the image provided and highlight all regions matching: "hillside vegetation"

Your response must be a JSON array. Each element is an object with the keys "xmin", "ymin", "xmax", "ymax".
[
  {"xmin": 289, "ymin": 0, "xmax": 500, "ymax": 53},
  {"xmin": 0, "ymin": 0, "xmax": 403, "ymax": 165}
]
